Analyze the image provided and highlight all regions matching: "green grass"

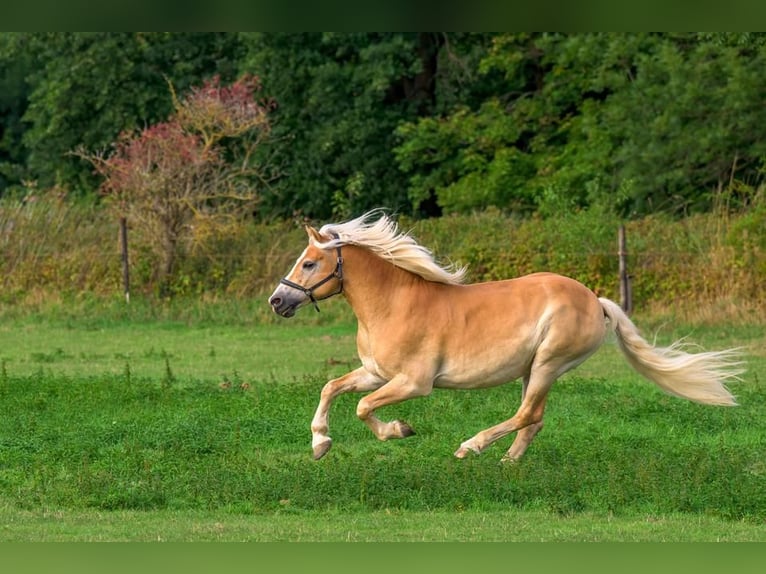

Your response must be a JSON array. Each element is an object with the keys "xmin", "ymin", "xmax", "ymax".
[
  {"xmin": 3, "ymin": 506, "xmax": 765, "ymax": 542},
  {"xmin": 0, "ymin": 306, "xmax": 764, "ymax": 541},
  {"xmin": 0, "ymin": 302, "xmax": 358, "ymax": 382}
]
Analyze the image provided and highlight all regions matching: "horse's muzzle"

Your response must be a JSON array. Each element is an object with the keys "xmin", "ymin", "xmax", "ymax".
[{"xmin": 269, "ymin": 293, "xmax": 299, "ymax": 318}]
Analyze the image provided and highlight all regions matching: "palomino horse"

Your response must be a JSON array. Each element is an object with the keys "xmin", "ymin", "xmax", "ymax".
[{"xmin": 269, "ymin": 211, "xmax": 742, "ymax": 462}]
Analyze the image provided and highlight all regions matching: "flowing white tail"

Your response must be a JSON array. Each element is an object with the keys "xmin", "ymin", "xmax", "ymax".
[{"xmin": 599, "ymin": 298, "xmax": 742, "ymax": 406}]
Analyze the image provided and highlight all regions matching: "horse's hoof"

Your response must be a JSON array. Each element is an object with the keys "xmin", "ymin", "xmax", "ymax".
[
  {"xmin": 454, "ymin": 441, "xmax": 479, "ymax": 459},
  {"xmin": 313, "ymin": 439, "xmax": 332, "ymax": 460},
  {"xmin": 397, "ymin": 420, "xmax": 416, "ymax": 438},
  {"xmin": 454, "ymin": 447, "xmax": 470, "ymax": 459}
]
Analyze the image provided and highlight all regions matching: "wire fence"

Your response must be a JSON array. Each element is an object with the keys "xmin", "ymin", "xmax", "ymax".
[{"xmin": 1, "ymin": 198, "xmax": 764, "ymax": 314}]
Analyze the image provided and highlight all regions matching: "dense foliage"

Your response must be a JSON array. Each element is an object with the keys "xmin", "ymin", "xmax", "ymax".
[
  {"xmin": 0, "ymin": 33, "xmax": 244, "ymax": 194},
  {"xmin": 2, "ymin": 32, "xmax": 766, "ymax": 219}
]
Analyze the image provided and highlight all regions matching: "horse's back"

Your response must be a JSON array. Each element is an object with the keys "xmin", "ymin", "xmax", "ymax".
[
  {"xmin": 473, "ymin": 272, "xmax": 605, "ymax": 344},
  {"xmin": 459, "ymin": 272, "xmax": 601, "ymax": 320}
]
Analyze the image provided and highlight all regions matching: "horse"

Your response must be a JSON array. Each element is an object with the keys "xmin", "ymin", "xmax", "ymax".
[{"xmin": 268, "ymin": 211, "xmax": 743, "ymax": 462}]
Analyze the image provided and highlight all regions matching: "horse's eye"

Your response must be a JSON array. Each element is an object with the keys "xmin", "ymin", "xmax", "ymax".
[{"xmin": 302, "ymin": 260, "xmax": 316, "ymax": 270}]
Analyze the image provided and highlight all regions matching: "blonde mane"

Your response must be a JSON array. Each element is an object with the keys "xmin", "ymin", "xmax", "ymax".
[{"xmin": 316, "ymin": 210, "xmax": 467, "ymax": 285}]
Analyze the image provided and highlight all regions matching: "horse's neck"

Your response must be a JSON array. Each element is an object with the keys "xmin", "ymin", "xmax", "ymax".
[{"xmin": 341, "ymin": 245, "xmax": 418, "ymax": 326}]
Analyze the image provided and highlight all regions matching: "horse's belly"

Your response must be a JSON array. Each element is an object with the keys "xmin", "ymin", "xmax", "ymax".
[{"xmin": 433, "ymin": 359, "xmax": 526, "ymax": 390}]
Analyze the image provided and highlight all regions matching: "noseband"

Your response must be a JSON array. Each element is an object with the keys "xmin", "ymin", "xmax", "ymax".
[{"xmin": 279, "ymin": 245, "xmax": 344, "ymax": 312}]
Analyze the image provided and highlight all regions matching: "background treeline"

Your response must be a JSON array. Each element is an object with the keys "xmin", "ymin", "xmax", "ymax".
[
  {"xmin": 0, "ymin": 33, "xmax": 764, "ymax": 317},
  {"xmin": 2, "ymin": 32, "xmax": 766, "ymax": 218}
]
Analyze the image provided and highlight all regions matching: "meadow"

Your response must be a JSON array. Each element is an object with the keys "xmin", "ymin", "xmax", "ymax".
[{"xmin": 0, "ymin": 299, "xmax": 764, "ymax": 541}]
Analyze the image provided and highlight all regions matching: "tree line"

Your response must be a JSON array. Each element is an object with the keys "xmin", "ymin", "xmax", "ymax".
[{"xmin": 2, "ymin": 32, "xmax": 765, "ymax": 220}]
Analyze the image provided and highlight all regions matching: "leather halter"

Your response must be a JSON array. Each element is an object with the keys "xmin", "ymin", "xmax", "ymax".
[{"xmin": 279, "ymin": 245, "xmax": 344, "ymax": 312}]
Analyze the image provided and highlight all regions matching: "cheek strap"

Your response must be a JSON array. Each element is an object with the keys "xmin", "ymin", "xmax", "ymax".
[{"xmin": 279, "ymin": 246, "xmax": 344, "ymax": 312}]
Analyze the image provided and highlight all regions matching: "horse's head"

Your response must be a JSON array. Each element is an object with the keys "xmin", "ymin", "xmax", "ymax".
[{"xmin": 268, "ymin": 226, "xmax": 344, "ymax": 318}]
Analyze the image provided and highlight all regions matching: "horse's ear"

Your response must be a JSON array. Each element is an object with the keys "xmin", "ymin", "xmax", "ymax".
[{"xmin": 306, "ymin": 226, "xmax": 322, "ymax": 243}]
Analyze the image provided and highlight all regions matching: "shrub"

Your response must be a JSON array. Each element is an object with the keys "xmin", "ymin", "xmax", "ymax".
[
  {"xmin": 76, "ymin": 75, "xmax": 277, "ymax": 296},
  {"xmin": 0, "ymin": 198, "xmax": 763, "ymax": 321}
]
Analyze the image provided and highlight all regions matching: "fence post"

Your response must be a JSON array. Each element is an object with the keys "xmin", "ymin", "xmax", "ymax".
[
  {"xmin": 119, "ymin": 216, "xmax": 130, "ymax": 304},
  {"xmin": 618, "ymin": 224, "xmax": 632, "ymax": 313}
]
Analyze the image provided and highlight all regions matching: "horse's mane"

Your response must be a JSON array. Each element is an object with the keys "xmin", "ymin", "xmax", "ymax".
[{"xmin": 316, "ymin": 210, "xmax": 467, "ymax": 285}]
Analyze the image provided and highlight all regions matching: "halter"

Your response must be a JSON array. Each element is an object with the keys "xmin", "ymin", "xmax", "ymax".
[{"xmin": 279, "ymin": 245, "xmax": 344, "ymax": 312}]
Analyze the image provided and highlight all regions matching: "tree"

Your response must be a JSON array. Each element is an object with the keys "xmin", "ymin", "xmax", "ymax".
[
  {"xmin": 8, "ymin": 33, "xmax": 765, "ymax": 220},
  {"xmin": 240, "ymin": 33, "xmax": 488, "ymax": 219},
  {"xmin": 11, "ymin": 33, "xmax": 244, "ymax": 195},
  {"xmin": 0, "ymin": 33, "xmax": 38, "ymax": 195},
  {"xmin": 594, "ymin": 34, "xmax": 766, "ymax": 214},
  {"xmin": 395, "ymin": 33, "xmax": 766, "ymax": 218},
  {"xmin": 394, "ymin": 33, "xmax": 634, "ymax": 216},
  {"xmin": 78, "ymin": 75, "xmax": 276, "ymax": 294}
]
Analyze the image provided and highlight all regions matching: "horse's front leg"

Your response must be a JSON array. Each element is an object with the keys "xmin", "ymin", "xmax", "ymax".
[
  {"xmin": 355, "ymin": 372, "xmax": 432, "ymax": 442},
  {"xmin": 311, "ymin": 367, "xmax": 384, "ymax": 460}
]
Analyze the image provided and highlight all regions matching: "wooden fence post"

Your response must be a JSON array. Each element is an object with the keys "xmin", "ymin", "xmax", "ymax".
[
  {"xmin": 618, "ymin": 224, "xmax": 632, "ymax": 313},
  {"xmin": 119, "ymin": 217, "xmax": 130, "ymax": 304}
]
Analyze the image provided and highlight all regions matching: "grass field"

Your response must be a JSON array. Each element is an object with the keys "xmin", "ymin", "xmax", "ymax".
[{"xmin": 1, "ymin": 301, "xmax": 764, "ymax": 541}]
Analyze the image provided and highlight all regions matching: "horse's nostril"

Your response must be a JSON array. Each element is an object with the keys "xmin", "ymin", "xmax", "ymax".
[{"xmin": 270, "ymin": 296, "xmax": 282, "ymax": 307}]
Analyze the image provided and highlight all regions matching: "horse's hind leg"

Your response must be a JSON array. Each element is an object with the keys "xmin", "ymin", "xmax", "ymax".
[
  {"xmin": 454, "ymin": 367, "xmax": 555, "ymax": 460},
  {"xmin": 502, "ymin": 422, "xmax": 544, "ymax": 462},
  {"xmin": 502, "ymin": 376, "xmax": 543, "ymax": 462}
]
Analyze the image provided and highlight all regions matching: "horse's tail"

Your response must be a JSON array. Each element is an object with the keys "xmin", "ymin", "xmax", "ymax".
[{"xmin": 598, "ymin": 297, "xmax": 742, "ymax": 406}]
